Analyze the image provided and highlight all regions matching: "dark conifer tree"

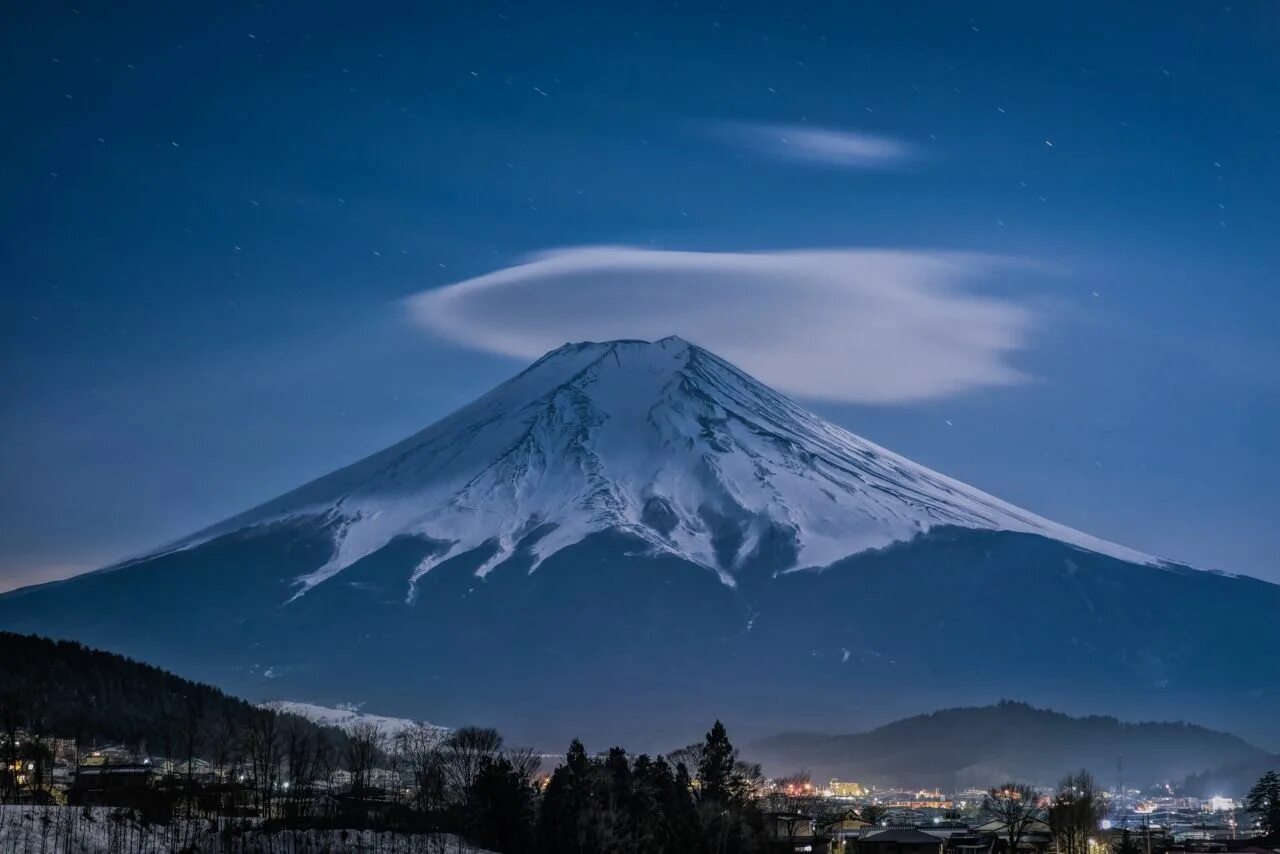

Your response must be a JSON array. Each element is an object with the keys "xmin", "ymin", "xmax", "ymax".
[
  {"xmin": 536, "ymin": 739, "xmax": 594, "ymax": 854},
  {"xmin": 466, "ymin": 755, "xmax": 535, "ymax": 854},
  {"xmin": 1246, "ymin": 771, "xmax": 1280, "ymax": 836},
  {"xmin": 656, "ymin": 757, "xmax": 701, "ymax": 854},
  {"xmin": 697, "ymin": 720, "xmax": 738, "ymax": 805}
]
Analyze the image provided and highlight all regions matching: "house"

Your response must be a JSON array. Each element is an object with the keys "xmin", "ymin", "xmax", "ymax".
[
  {"xmin": 79, "ymin": 746, "xmax": 138, "ymax": 767},
  {"xmin": 854, "ymin": 827, "xmax": 947, "ymax": 854},
  {"xmin": 159, "ymin": 756, "xmax": 217, "ymax": 783},
  {"xmin": 944, "ymin": 832, "xmax": 997, "ymax": 854},
  {"xmin": 825, "ymin": 812, "xmax": 873, "ymax": 833},
  {"xmin": 824, "ymin": 812, "xmax": 874, "ymax": 852},
  {"xmin": 971, "ymin": 817, "xmax": 1054, "ymax": 854},
  {"xmin": 765, "ymin": 811, "xmax": 818, "ymax": 851},
  {"xmin": 1107, "ymin": 825, "xmax": 1172, "ymax": 854},
  {"xmin": 68, "ymin": 762, "xmax": 155, "ymax": 807}
]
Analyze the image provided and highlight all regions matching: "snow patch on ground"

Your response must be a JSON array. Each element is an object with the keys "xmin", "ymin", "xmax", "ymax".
[{"xmin": 0, "ymin": 806, "xmax": 491, "ymax": 853}]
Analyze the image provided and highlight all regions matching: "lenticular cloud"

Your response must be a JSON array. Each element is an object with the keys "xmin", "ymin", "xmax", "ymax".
[
  {"xmin": 719, "ymin": 122, "xmax": 916, "ymax": 168},
  {"xmin": 406, "ymin": 246, "xmax": 1036, "ymax": 404}
]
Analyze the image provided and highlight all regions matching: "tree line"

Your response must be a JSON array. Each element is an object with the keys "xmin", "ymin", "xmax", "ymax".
[{"xmin": 2, "ymin": 700, "xmax": 771, "ymax": 854}]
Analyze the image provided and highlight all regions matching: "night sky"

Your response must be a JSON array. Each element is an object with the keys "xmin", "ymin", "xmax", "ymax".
[{"xmin": 2, "ymin": 1, "xmax": 1277, "ymax": 591}]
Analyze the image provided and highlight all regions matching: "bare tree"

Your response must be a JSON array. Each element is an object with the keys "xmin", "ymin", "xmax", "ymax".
[
  {"xmin": 397, "ymin": 722, "xmax": 447, "ymax": 815},
  {"xmin": 859, "ymin": 804, "xmax": 888, "ymax": 825},
  {"xmin": 666, "ymin": 742, "xmax": 703, "ymax": 773},
  {"xmin": 0, "ymin": 685, "xmax": 24, "ymax": 803},
  {"xmin": 176, "ymin": 692, "xmax": 204, "ymax": 821},
  {"xmin": 764, "ymin": 771, "xmax": 817, "ymax": 845},
  {"xmin": 18, "ymin": 682, "xmax": 51, "ymax": 802},
  {"xmin": 345, "ymin": 721, "xmax": 385, "ymax": 797},
  {"xmin": 243, "ymin": 707, "xmax": 282, "ymax": 818},
  {"xmin": 504, "ymin": 745, "xmax": 542, "ymax": 782},
  {"xmin": 1049, "ymin": 771, "xmax": 1104, "ymax": 854},
  {"xmin": 771, "ymin": 771, "xmax": 816, "ymax": 814},
  {"xmin": 282, "ymin": 715, "xmax": 331, "ymax": 820},
  {"xmin": 983, "ymin": 782, "xmax": 1044, "ymax": 854},
  {"xmin": 438, "ymin": 726, "xmax": 503, "ymax": 800},
  {"xmin": 208, "ymin": 705, "xmax": 238, "ymax": 783}
]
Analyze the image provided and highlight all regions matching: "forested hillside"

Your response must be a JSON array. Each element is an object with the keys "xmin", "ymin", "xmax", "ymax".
[{"xmin": 0, "ymin": 631, "xmax": 338, "ymax": 751}]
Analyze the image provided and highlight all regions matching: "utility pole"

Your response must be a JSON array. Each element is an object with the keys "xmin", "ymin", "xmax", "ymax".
[{"xmin": 1117, "ymin": 755, "xmax": 1125, "ymax": 825}]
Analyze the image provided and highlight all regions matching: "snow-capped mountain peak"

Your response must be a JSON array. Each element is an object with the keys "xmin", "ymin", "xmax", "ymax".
[{"xmin": 174, "ymin": 337, "xmax": 1157, "ymax": 601}]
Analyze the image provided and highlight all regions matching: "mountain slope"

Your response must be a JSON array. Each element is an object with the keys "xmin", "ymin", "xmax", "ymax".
[
  {"xmin": 749, "ymin": 701, "xmax": 1271, "ymax": 788},
  {"xmin": 1, "ymin": 338, "xmax": 1278, "ymax": 752},
  {"xmin": 153, "ymin": 336, "xmax": 1155, "ymax": 600},
  {"xmin": 262, "ymin": 700, "xmax": 441, "ymax": 739}
]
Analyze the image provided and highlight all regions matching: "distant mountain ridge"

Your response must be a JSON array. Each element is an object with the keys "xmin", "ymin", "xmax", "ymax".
[
  {"xmin": 750, "ymin": 701, "xmax": 1271, "ymax": 789},
  {"xmin": 2, "ymin": 339, "xmax": 1279, "ymax": 751}
]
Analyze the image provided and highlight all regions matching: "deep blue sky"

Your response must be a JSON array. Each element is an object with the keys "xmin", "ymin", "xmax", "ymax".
[{"xmin": 2, "ymin": 0, "xmax": 1277, "ymax": 591}]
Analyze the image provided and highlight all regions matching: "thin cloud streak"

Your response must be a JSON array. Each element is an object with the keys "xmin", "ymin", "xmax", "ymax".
[
  {"xmin": 718, "ymin": 122, "xmax": 916, "ymax": 168},
  {"xmin": 407, "ymin": 246, "xmax": 1037, "ymax": 404}
]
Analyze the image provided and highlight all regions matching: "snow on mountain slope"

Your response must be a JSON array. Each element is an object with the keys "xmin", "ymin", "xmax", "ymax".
[
  {"xmin": 163, "ymin": 337, "xmax": 1159, "ymax": 601},
  {"xmin": 263, "ymin": 701, "xmax": 443, "ymax": 739}
]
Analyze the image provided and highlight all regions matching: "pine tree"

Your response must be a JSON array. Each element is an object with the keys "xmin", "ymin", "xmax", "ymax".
[
  {"xmin": 693, "ymin": 720, "xmax": 766, "ymax": 853},
  {"xmin": 669, "ymin": 760, "xmax": 702, "ymax": 852},
  {"xmin": 1245, "ymin": 771, "xmax": 1280, "ymax": 836},
  {"xmin": 697, "ymin": 720, "xmax": 738, "ymax": 806},
  {"xmin": 536, "ymin": 739, "xmax": 594, "ymax": 854},
  {"xmin": 600, "ymin": 746, "xmax": 634, "ymax": 847},
  {"xmin": 466, "ymin": 755, "xmax": 535, "ymax": 854}
]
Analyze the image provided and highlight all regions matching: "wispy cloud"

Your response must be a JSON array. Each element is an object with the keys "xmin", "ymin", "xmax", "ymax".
[
  {"xmin": 407, "ymin": 246, "xmax": 1036, "ymax": 404},
  {"xmin": 718, "ymin": 122, "xmax": 916, "ymax": 168}
]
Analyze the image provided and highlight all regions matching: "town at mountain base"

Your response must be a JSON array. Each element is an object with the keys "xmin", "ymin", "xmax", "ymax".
[{"xmin": 3, "ymin": 631, "xmax": 1279, "ymax": 854}]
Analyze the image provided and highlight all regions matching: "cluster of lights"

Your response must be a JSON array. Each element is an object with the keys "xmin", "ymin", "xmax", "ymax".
[{"xmin": 782, "ymin": 782, "xmax": 817, "ymax": 797}]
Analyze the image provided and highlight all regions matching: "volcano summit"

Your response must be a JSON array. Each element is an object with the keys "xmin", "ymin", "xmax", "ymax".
[
  {"xmin": 168, "ymin": 336, "xmax": 1155, "ymax": 595},
  {"xmin": 2, "ymin": 338, "xmax": 1277, "ymax": 749}
]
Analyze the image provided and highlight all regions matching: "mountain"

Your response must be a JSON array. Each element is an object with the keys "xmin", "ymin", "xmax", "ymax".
[
  {"xmin": 262, "ymin": 700, "xmax": 441, "ymax": 740},
  {"xmin": 1183, "ymin": 753, "xmax": 1280, "ymax": 800},
  {"xmin": 0, "ymin": 631, "xmax": 341, "ymax": 751},
  {"xmin": 156, "ymin": 336, "xmax": 1155, "ymax": 592},
  {"xmin": 749, "ymin": 701, "xmax": 1272, "ymax": 790},
  {"xmin": 2, "ymin": 337, "xmax": 1278, "ymax": 751}
]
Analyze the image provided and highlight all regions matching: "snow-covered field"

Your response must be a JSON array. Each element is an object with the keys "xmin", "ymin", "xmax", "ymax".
[
  {"xmin": 0, "ymin": 806, "xmax": 490, "ymax": 854},
  {"xmin": 263, "ymin": 701, "xmax": 447, "ymax": 741}
]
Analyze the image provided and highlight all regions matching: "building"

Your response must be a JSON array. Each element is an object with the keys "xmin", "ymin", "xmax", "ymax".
[
  {"xmin": 765, "ymin": 811, "xmax": 818, "ymax": 851},
  {"xmin": 824, "ymin": 812, "xmax": 874, "ymax": 852},
  {"xmin": 831, "ymin": 780, "xmax": 868, "ymax": 797},
  {"xmin": 970, "ymin": 817, "xmax": 1054, "ymax": 854},
  {"xmin": 69, "ymin": 763, "xmax": 155, "ymax": 807},
  {"xmin": 855, "ymin": 827, "xmax": 947, "ymax": 854},
  {"xmin": 943, "ymin": 832, "xmax": 996, "ymax": 854}
]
